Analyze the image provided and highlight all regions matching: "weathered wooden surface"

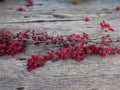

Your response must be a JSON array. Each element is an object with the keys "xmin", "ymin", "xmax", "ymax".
[{"xmin": 1, "ymin": 0, "xmax": 120, "ymax": 90}]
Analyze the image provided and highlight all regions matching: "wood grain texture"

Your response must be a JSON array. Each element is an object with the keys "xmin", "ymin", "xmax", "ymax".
[{"xmin": 1, "ymin": 0, "xmax": 120, "ymax": 90}]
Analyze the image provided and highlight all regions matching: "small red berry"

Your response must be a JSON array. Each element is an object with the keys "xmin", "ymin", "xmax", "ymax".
[
  {"xmin": 105, "ymin": 24, "xmax": 110, "ymax": 28},
  {"xmin": 105, "ymin": 34, "xmax": 110, "ymax": 38},
  {"xmin": 72, "ymin": 1, "xmax": 77, "ymax": 5},
  {"xmin": 109, "ymin": 27, "xmax": 115, "ymax": 32},
  {"xmin": 85, "ymin": 17, "xmax": 90, "ymax": 22},
  {"xmin": 116, "ymin": 6, "xmax": 120, "ymax": 11},
  {"xmin": 76, "ymin": 55, "xmax": 81, "ymax": 62},
  {"xmin": 26, "ymin": 3, "xmax": 33, "ymax": 7},
  {"xmin": 18, "ymin": 7, "xmax": 25, "ymax": 11}
]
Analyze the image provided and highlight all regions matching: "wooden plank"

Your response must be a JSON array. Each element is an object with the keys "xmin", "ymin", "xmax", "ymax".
[
  {"xmin": 0, "ymin": 9, "xmax": 120, "ymax": 23},
  {"xmin": 1, "ymin": 55, "xmax": 120, "ymax": 90}
]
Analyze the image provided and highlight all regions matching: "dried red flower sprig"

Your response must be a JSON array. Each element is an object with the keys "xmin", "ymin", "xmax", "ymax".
[
  {"xmin": 25, "ymin": 20, "xmax": 120, "ymax": 72},
  {"xmin": 23, "ymin": 27, "xmax": 120, "ymax": 72},
  {"xmin": 13, "ymin": 29, "xmax": 89, "ymax": 48},
  {"xmin": 27, "ymin": 42, "xmax": 120, "ymax": 71}
]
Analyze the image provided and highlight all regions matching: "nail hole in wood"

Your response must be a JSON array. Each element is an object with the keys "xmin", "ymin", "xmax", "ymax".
[
  {"xmin": 16, "ymin": 87, "xmax": 25, "ymax": 90},
  {"xmin": 24, "ymin": 16, "xmax": 30, "ymax": 18}
]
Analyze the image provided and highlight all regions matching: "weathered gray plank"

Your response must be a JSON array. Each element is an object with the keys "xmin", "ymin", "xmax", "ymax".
[
  {"xmin": 0, "ymin": 9, "xmax": 120, "ymax": 23},
  {"xmin": 1, "ymin": 55, "xmax": 120, "ymax": 90}
]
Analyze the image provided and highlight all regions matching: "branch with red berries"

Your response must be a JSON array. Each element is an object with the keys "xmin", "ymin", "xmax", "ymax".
[{"xmin": 0, "ymin": 19, "xmax": 120, "ymax": 72}]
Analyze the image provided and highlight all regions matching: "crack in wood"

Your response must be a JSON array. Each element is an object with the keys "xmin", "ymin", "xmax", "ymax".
[
  {"xmin": 0, "ymin": 19, "xmax": 83, "ymax": 24},
  {"xmin": 16, "ymin": 58, "xmax": 26, "ymax": 61},
  {"xmin": 16, "ymin": 87, "xmax": 25, "ymax": 90},
  {"xmin": 34, "ymin": 3, "xmax": 44, "ymax": 5},
  {"xmin": 51, "ymin": 73, "xmax": 120, "ymax": 78},
  {"xmin": 52, "ymin": 14, "xmax": 68, "ymax": 18}
]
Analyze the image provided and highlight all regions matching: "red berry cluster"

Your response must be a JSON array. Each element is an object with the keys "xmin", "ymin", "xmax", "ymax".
[
  {"xmin": 13, "ymin": 29, "xmax": 89, "ymax": 48},
  {"xmin": 0, "ymin": 27, "xmax": 120, "ymax": 72},
  {"xmin": 0, "ymin": 26, "xmax": 120, "ymax": 72},
  {"xmin": 27, "ymin": 42, "xmax": 120, "ymax": 71},
  {"xmin": 25, "ymin": 27, "xmax": 120, "ymax": 71},
  {"xmin": 18, "ymin": 0, "xmax": 33, "ymax": 11},
  {"xmin": 26, "ymin": 32, "xmax": 89, "ymax": 71},
  {"xmin": 6, "ymin": 40, "xmax": 26, "ymax": 55},
  {"xmin": 27, "ymin": 55, "xmax": 46, "ymax": 72},
  {"xmin": 100, "ymin": 20, "xmax": 115, "ymax": 32},
  {"xmin": 0, "ymin": 31, "xmax": 27, "ymax": 56}
]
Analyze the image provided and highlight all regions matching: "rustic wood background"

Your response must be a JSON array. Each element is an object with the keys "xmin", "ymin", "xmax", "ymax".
[{"xmin": 1, "ymin": 0, "xmax": 120, "ymax": 90}]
